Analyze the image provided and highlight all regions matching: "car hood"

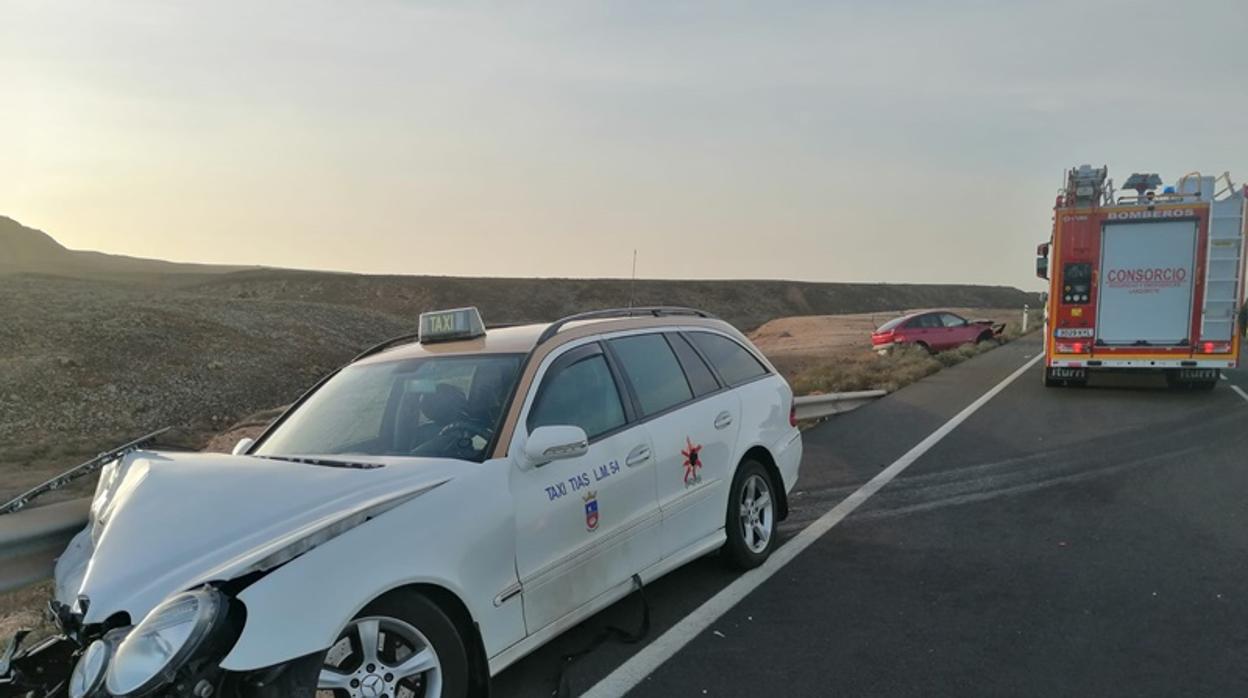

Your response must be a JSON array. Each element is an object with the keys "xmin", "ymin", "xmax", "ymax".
[{"xmin": 57, "ymin": 451, "xmax": 455, "ymax": 625}]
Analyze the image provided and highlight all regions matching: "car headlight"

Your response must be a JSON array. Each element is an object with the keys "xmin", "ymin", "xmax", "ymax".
[
  {"xmin": 69, "ymin": 638, "xmax": 113, "ymax": 698},
  {"xmin": 105, "ymin": 589, "xmax": 228, "ymax": 696}
]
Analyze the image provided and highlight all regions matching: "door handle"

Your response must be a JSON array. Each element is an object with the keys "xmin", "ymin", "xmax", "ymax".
[
  {"xmin": 626, "ymin": 445, "xmax": 652, "ymax": 467},
  {"xmin": 714, "ymin": 411, "xmax": 733, "ymax": 430}
]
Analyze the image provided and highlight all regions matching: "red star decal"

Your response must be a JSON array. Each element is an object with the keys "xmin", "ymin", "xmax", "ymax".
[{"xmin": 681, "ymin": 437, "xmax": 703, "ymax": 486}]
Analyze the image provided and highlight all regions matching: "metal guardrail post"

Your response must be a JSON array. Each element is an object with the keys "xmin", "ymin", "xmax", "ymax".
[{"xmin": 792, "ymin": 390, "xmax": 887, "ymax": 421}]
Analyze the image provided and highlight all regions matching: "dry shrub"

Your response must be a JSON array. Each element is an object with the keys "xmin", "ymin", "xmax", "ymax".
[
  {"xmin": 0, "ymin": 582, "xmax": 55, "ymax": 642},
  {"xmin": 790, "ymin": 345, "xmax": 942, "ymax": 394}
]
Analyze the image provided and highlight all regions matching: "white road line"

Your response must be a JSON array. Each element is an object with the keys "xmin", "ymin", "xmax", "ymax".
[
  {"xmin": 1231, "ymin": 385, "xmax": 1248, "ymax": 403},
  {"xmin": 1220, "ymin": 374, "xmax": 1229, "ymax": 381},
  {"xmin": 583, "ymin": 351, "xmax": 1045, "ymax": 698}
]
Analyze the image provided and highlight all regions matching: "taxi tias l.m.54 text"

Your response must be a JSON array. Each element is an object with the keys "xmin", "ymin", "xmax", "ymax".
[{"xmin": 1, "ymin": 306, "xmax": 802, "ymax": 698}]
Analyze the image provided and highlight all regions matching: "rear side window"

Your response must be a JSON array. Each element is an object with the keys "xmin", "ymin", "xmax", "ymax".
[
  {"xmin": 908, "ymin": 314, "xmax": 939, "ymax": 329},
  {"xmin": 529, "ymin": 352, "xmax": 626, "ymax": 439},
  {"xmin": 608, "ymin": 334, "xmax": 693, "ymax": 416},
  {"xmin": 878, "ymin": 316, "xmax": 907, "ymax": 332},
  {"xmin": 687, "ymin": 332, "xmax": 768, "ymax": 387},
  {"xmin": 667, "ymin": 333, "xmax": 720, "ymax": 396}
]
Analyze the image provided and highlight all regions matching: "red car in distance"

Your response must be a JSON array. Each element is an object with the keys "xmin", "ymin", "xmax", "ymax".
[{"xmin": 872, "ymin": 310, "xmax": 1004, "ymax": 354}]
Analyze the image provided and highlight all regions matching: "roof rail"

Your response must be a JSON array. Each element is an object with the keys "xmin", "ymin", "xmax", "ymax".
[
  {"xmin": 351, "ymin": 332, "xmax": 423, "ymax": 362},
  {"xmin": 537, "ymin": 306, "xmax": 716, "ymax": 345}
]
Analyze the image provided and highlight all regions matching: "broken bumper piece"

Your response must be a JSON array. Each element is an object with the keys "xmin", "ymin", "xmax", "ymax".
[{"xmin": 0, "ymin": 630, "xmax": 77, "ymax": 698}]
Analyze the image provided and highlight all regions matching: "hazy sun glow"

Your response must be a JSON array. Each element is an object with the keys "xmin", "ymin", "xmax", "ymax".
[{"xmin": 3, "ymin": 0, "xmax": 1245, "ymax": 287}]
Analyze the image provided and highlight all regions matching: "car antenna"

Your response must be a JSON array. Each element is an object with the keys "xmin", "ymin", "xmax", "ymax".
[{"xmin": 627, "ymin": 249, "xmax": 637, "ymax": 309}]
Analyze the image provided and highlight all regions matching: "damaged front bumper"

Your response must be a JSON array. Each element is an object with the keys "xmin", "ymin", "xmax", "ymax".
[
  {"xmin": 0, "ymin": 594, "xmax": 318, "ymax": 698},
  {"xmin": 0, "ymin": 611, "xmax": 79, "ymax": 698}
]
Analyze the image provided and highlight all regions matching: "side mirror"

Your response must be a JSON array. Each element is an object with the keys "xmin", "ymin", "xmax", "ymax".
[
  {"xmin": 1035, "ymin": 242, "xmax": 1051, "ymax": 280},
  {"xmin": 522, "ymin": 426, "xmax": 588, "ymax": 468},
  {"xmin": 232, "ymin": 437, "xmax": 255, "ymax": 456}
]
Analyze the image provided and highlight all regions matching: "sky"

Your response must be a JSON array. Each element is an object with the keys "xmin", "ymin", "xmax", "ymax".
[{"xmin": 2, "ymin": 0, "xmax": 1246, "ymax": 289}]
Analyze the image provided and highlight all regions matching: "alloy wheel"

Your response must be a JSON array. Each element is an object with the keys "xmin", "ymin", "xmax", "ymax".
[
  {"xmin": 739, "ymin": 473, "xmax": 774, "ymax": 554},
  {"xmin": 317, "ymin": 616, "xmax": 442, "ymax": 698}
]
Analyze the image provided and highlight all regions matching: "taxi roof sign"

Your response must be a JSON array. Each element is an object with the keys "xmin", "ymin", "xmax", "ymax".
[{"xmin": 419, "ymin": 307, "xmax": 486, "ymax": 344}]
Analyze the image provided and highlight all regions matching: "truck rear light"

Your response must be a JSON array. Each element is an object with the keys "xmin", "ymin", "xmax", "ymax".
[
  {"xmin": 1055, "ymin": 341, "xmax": 1086, "ymax": 354},
  {"xmin": 1198, "ymin": 341, "xmax": 1232, "ymax": 354}
]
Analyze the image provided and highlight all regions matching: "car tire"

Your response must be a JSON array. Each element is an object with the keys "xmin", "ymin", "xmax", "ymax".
[
  {"xmin": 915, "ymin": 341, "xmax": 933, "ymax": 355},
  {"xmin": 318, "ymin": 590, "xmax": 471, "ymax": 698},
  {"xmin": 976, "ymin": 331, "xmax": 994, "ymax": 344},
  {"xmin": 723, "ymin": 459, "xmax": 779, "ymax": 570}
]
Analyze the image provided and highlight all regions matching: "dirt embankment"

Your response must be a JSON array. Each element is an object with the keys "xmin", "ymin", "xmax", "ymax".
[{"xmin": 750, "ymin": 308, "xmax": 1026, "ymax": 378}]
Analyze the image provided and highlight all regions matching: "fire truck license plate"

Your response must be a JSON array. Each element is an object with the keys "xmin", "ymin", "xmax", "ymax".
[
  {"xmin": 1054, "ymin": 328, "xmax": 1095, "ymax": 338},
  {"xmin": 1050, "ymin": 368, "xmax": 1085, "ymax": 379},
  {"xmin": 1178, "ymin": 369, "xmax": 1218, "ymax": 381}
]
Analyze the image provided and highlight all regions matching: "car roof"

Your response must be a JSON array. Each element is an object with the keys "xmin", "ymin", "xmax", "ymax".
[
  {"xmin": 352, "ymin": 314, "xmax": 738, "ymax": 366},
  {"xmin": 897, "ymin": 309, "xmax": 959, "ymax": 321}
]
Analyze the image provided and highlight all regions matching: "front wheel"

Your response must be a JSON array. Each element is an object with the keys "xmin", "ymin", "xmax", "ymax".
[
  {"xmin": 723, "ymin": 460, "xmax": 778, "ymax": 569},
  {"xmin": 318, "ymin": 591, "xmax": 470, "ymax": 698}
]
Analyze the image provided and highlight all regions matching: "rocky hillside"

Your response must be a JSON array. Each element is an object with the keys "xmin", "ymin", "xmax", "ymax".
[
  {"xmin": 0, "ymin": 216, "xmax": 252, "ymax": 278},
  {"xmin": 0, "ymin": 216, "xmax": 1039, "ymax": 502},
  {"xmin": 0, "ymin": 274, "xmax": 413, "ymax": 502},
  {"xmin": 183, "ymin": 270, "xmax": 1036, "ymax": 332}
]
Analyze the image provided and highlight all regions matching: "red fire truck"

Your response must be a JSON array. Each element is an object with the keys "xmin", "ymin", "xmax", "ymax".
[{"xmin": 1036, "ymin": 165, "xmax": 1246, "ymax": 388}]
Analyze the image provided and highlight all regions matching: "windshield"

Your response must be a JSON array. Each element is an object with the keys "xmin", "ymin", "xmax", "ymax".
[{"xmin": 254, "ymin": 354, "xmax": 523, "ymax": 462}]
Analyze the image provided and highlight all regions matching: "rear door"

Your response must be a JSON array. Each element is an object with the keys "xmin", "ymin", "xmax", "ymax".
[
  {"xmin": 1096, "ymin": 220, "xmax": 1199, "ymax": 346},
  {"xmin": 907, "ymin": 313, "xmax": 942, "ymax": 349},
  {"xmin": 606, "ymin": 331, "xmax": 741, "ymax": 560}
]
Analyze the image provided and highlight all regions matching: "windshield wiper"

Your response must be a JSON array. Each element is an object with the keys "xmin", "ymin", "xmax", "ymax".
[{"xmin": 256, "ymin": 455, "xmax": 386, "ymax": 470}]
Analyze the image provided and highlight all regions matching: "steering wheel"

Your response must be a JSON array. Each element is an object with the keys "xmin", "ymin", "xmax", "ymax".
[
  {"xmin": 408, "ymin": 418, "xmax": 494, "ymax": 458},
  {"xmin": 438, "ymin": 418, "xmax": 494, "ymax": 442}
]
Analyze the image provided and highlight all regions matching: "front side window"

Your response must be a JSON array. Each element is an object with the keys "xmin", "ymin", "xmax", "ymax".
[
  {"xmin": 529, "ymin": 351, "xmax": 627, "ymax": 439},
  {"xmin": 608, "ymin": 334, "xmax": 694, "ymax": 415},
  {"xmin": 941, "ymin": 313, "xmax": 967, "ymax": 328},
  {"xmin": 255, "ymin": 354, "xmax": 523, "ymax": 462},
  {"xmin": 687, "ymin": 331, "xmax": 768, "ymax": 386}
]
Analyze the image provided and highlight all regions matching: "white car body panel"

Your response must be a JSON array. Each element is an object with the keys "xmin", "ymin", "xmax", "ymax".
[
  {"xmin": 56, "ymin": 452, "xmax": 456, "ymax": 627},
  {"xmin": 509, "ymin": 423, "xmax": 661, "ymax": 633},
  {"xmin": 222, "ymin": 457, "xmax": 525, "ymax": 670},
  {"xmin": 648, "ymin": 387, "xmax": 740, "ymax": 559}
]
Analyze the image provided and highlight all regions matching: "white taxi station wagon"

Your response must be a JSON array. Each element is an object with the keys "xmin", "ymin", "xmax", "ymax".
[{"xmin": 9, "ymin": 306, "xmax": 802, "ymax": 698}]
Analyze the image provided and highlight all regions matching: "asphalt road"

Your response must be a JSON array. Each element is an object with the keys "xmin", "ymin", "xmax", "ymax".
[{"xmin": 493, "ymin": 335, "xmax": 1248, "ymax": 697}]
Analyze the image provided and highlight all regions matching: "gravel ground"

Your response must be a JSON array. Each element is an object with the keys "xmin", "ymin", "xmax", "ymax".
[{"xmin": 0, "ymin": 275, "xmax": 412, "ymax": 503}]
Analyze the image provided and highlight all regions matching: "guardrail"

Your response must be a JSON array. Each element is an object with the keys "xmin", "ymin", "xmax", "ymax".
[
  {"xmin": 0, "ymin": 498, "xmax": 90, "ymax": 595},
  {"xmin": 0, "ymin": 391, "xmax": 886, "ymax": 595},
  {"xmin": 793, "ymin": 390, "xmax": 887, "ymax": 420}
]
